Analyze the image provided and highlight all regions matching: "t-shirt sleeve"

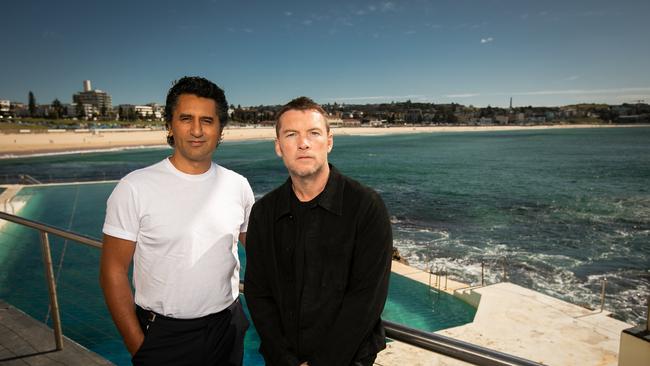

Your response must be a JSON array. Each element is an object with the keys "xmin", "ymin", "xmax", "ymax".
[
  {"xmin": 102, "ymin": 179, "xmax": 139, "ymax": 242},
  {"xmin": 240, "ymin": 178, "xmax": 255, "ymax": 233}
]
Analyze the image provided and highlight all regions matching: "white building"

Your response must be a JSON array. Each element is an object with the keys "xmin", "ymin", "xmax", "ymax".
[
  {"xmin": 72, "ymin": 80, "xmax": 112, "ymax": 115},
  {"xmin": 0, "ymin": 100, "xmax": 10, "ymax": 116}
]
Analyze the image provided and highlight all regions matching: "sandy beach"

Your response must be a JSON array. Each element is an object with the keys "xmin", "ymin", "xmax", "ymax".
[{"xmin": 0, "ymin": 124, "xmax": 645, "ymax": 157}]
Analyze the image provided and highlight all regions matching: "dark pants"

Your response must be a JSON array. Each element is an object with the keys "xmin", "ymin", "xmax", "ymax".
[
  {"xmin": 132, "ymin": 300, "xmax": 249, "ymax": 366},
  {"xmin": 352, "ymin": 353, "xmax": 377, "ymax": 366}
]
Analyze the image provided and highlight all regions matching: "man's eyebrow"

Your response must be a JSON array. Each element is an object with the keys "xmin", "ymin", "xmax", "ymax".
[{"xmin": 178, "ymin": 113, "xmax": 214, "ymax": 120}]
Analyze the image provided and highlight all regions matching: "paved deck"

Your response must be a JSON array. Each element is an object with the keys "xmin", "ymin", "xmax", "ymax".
[
  {"xmin": 0, "ymin": 300, "xmax": 113, "ymax": 365},
  {"xmin": 378, "ymin": 261, "xmax": 632, "ymax": 366}
]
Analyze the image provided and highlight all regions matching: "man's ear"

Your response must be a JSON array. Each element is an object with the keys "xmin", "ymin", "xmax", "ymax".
[
  {"xmin": 327, "ymin": 133, "xmax": 333, "ymax": 153},
  {"xmin": 274, "ymin": 139, "xmax": 283, "ymax": 158}
]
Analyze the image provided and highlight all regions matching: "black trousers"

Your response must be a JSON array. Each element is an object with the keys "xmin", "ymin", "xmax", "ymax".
[{"xmin": 132, "ymin": 300, "xmax": 249, "ymax": 366}]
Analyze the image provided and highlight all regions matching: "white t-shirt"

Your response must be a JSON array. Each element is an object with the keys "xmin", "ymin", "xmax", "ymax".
[{"xmin": 103, "ymin": 158, "xmax": 254, "ymax": 319}]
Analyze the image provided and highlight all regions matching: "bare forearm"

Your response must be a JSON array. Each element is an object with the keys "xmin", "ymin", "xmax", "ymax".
[{"xmin": 100, "ymin": 271, "xmax": 143, "ymax": 355}]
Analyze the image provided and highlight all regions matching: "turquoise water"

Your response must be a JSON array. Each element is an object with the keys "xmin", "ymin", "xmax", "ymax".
[
  {"xmin": 1, "ymin": 127, "xmax": 649, "ymax": 359},
  {"xmin": 0, "ymin": 182, "xmax": 474, "ymax": 365}
]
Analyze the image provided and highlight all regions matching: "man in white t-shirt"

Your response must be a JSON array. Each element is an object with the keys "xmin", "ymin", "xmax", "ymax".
[{"xmin": 100, "ymin": 76, "xmax": 254, "ymax": 366}]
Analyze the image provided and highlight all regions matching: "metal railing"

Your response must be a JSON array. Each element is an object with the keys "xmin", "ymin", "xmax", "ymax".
[
  {"xmin": 384, "ymin": 320, "xmax": 543, "ymax": 366},
  {"xmin": 0, "ymin": 211, "xmax": 544, "ymax": 365},
  {"xmin": 18, "ymin": 174, "xmax": 43, "ymax": 185},
  {"xmin": 0, "ymin": 211, "xmax": 102, "ymax": 351}
]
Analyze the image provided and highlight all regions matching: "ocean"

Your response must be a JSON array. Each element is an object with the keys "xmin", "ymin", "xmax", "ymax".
[{"xmin": 1, "ymin": 126, "xmax": 649, "ymax": 328}]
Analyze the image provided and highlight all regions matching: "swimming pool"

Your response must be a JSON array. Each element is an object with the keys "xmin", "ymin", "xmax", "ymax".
[{"xmin": 0, "ymin": 183, "xmax": 476, "ymax": 365}]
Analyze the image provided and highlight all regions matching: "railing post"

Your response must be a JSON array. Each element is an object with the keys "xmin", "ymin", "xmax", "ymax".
[
  {"xmin": 40, "ymin": 231, "xmax": 63, "ymax": 351},
  {"xmin": 645, "ymin": 296, "xmax": 650, "ymax": 332},
  {"xmin": 445, "ymin": 269, "xmax": 449, "ymax": 290},
  {"xmin": 600, "ymin": 278, "xmax": 607, "ymax": 312},
  {"xmin": 481, "ymin": 262, "xmax": 485, "ymax": 286}
]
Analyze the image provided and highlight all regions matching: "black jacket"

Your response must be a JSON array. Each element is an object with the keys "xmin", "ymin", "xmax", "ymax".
[{"xmin": 244, "ymin": 165, "xmax": 392, "ymax": 366}]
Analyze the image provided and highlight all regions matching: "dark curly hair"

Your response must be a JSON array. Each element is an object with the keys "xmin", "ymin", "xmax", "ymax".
[{"xmin": 164, "ymin": 76, "xmax": 229, "ymax": 147}]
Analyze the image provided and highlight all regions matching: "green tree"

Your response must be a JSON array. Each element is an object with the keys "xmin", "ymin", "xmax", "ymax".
[
  {"xmin": 28, "ymin": 91, "xmax": 36, "ymax": 116},
  {"xmin": 51, "ymin": 98, "xmax": 63, "ymax": 119},
  {"xmin": 76, "ymin": 103, "xmax": 85, "ymax": 118}
]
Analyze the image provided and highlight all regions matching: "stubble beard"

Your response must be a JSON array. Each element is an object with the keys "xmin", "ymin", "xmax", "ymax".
[{"xmin": 288, "ymin": 160, "xmax": 325, "ymax": 179}]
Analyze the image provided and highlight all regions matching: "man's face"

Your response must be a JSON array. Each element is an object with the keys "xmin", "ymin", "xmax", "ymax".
[
  {"xmin": 275, "ymin": 109, "xmax": 333, "ymax": 179},
  {"xmin": 169, "ymin": 94, "xmax": 221, "ymax": 172}
]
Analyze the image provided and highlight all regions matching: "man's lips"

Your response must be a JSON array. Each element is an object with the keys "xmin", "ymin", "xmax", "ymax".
[{"xmin": 189, "ymin": 140, "xmax": 206, "ymax": 146}]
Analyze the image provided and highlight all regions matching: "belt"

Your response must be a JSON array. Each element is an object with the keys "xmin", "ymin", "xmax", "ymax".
[{"xmin": 136, "ymin": 300, "xmax": 238, "ymax": 324}]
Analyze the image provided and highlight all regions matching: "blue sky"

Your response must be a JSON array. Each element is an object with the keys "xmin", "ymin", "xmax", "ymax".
[{"xmin": 1, "ymin": 0, "xmax": 649, "ymax": 107}]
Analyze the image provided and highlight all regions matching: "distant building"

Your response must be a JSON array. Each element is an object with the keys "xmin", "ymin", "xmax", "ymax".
[
  {"xmin": 117, "ymin": 104, "xmax": 163, "ymax": 120},
  {"xmin": 0, "ymin": 100, "xmax": 10, "ymax": 116},
  {"xmin": 495, "ymin": 115, "xmax": 509, "ymax": 124},
  {"xmin": 326, "ymin": 116, "xmax": 344, "ymax": 128},
  {"xmin": 72, "ymin": 80, "xmax": 112, "ymax": 117},
  {"xmin": 67, "ymin": 103, "xmax": 94, "ymax": 118},
  {"xmin": 479, "ymin": 117, "xmax": 493, "ymax": 125},
  {"xmin": 146, "ymin": 103, "xmax": 164, "ymax": 120},
  {"xmin": 12, "ymin": 102, "xmax": 29, "ymax": 117}
]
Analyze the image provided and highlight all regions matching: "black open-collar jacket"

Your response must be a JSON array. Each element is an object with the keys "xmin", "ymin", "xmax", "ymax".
[{"xmin": 244, "ymin": 165, "xmax": 392, "ymax": 366}]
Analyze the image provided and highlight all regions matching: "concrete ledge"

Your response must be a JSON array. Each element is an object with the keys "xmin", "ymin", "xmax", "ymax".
[
  {"xmin": 619, "ymin": 326, "xmax": 650, "ymax": 366},
  {"xmin": 0, "ymin": 300, "xmax": 113, "ymax": 365}
]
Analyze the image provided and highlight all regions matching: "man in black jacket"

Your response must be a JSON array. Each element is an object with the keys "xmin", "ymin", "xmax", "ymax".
[{"xmin": 244, "ymin": 96, "xmax": 392, "ymax": 366}]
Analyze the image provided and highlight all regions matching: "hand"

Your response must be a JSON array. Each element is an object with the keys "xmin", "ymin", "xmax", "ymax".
[
  {"xmin": 126, "ymin": 332, "xmax": 145, "ymax": 356},
  {"xmin": 300, "ymin": 363, "xmax": 309, "ymax": 366}
]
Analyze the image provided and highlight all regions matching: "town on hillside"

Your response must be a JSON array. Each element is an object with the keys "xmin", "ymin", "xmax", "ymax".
[{"xmin": 2, "ymin": 81, "xmax": 649, "ymax": 130}]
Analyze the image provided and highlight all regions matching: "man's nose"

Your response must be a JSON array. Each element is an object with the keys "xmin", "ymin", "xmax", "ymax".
[
  {"xmin": 298, "ymin": 135, "xmax": 310, "ymax": 149},
  {"xmin": 190, "ymin": 119, "xmax": 203, "ymax": 136}
]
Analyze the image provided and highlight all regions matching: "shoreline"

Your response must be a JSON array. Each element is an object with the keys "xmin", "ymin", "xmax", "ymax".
[{"xmin": 1, "ymin": 124, "xmax": 648, "ymax": 158}]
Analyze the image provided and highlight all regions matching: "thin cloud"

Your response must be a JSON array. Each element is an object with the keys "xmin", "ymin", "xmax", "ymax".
[
  {"xmin": 381, "ymin": 2, "xmax": 395, "ymax": 12},
  {"xmin": 581, "ymin": 10, "xmax": 606, "ymax": 17},
  {"xmin": 565, "ymin": 75, "xmax": 580, "ymax": 81},
  {"xmin": 445, "ymin": 87, "xmax": 650, "ymax": 99},
  {"xmin": 302, "ymin": 19, "xmax": 313, "ymax": 26},
  {"xmin": 481, "ymin": 37, "xmax": 494, "ymax": 44},
  {"xmin": 284, "ymin": 11, "xmax": 293, "ymax": 17},
  {"xmin": 426, "ymin": 23, "xmax": 443, "ymax": 29},
  {"xmin": 504, "ymin": 87, "xmax": 650, "ymax": 96},
  {"xmin": 446, "ymin": 93, "xmax": 480, "ymax": 98},
  {"xmin": 325, "ymin": 94, "xmax": 426, "ymax": 102}
]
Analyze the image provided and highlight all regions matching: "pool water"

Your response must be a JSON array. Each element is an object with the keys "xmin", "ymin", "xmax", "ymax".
[{"xmin": 0, "ymin": 183, "xmax": 476, "ymax": 365}]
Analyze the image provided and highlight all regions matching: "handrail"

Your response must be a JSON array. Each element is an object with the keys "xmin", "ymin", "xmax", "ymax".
[
  {"xmin": 0, "ymin": 211, "xmax": 544, "ymax": 365},
  {"xmin": 0, "ymin": 211, "xmax": 102, "ymax": 248},
  {"xmin": 18, "ymin": 174, "xmax": 42, "ymax": 185},
  {"xmin": 479, "ymin": 255, "xmax": 509, "ymax": 286}
]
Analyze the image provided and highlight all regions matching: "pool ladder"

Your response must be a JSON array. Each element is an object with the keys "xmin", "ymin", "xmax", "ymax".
[{"xmin": 428, "ymin": 265, "xmax": 448, "ymax": 290}]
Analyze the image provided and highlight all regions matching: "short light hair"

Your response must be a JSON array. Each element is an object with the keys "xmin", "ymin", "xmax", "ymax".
[{"xmin": 275, "ymin": 96, "xmax": 329, "ymax": 136}]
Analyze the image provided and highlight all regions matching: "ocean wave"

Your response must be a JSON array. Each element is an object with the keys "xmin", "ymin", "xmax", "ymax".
[{"xmin": 392, "ymin": 238, "xmax": 649, "ymax": 325}]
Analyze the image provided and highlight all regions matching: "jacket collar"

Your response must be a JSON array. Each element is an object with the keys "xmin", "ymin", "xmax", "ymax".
[{"xmin": 275, "ymin": 164, "xmax": 345, "ymax": 220}]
